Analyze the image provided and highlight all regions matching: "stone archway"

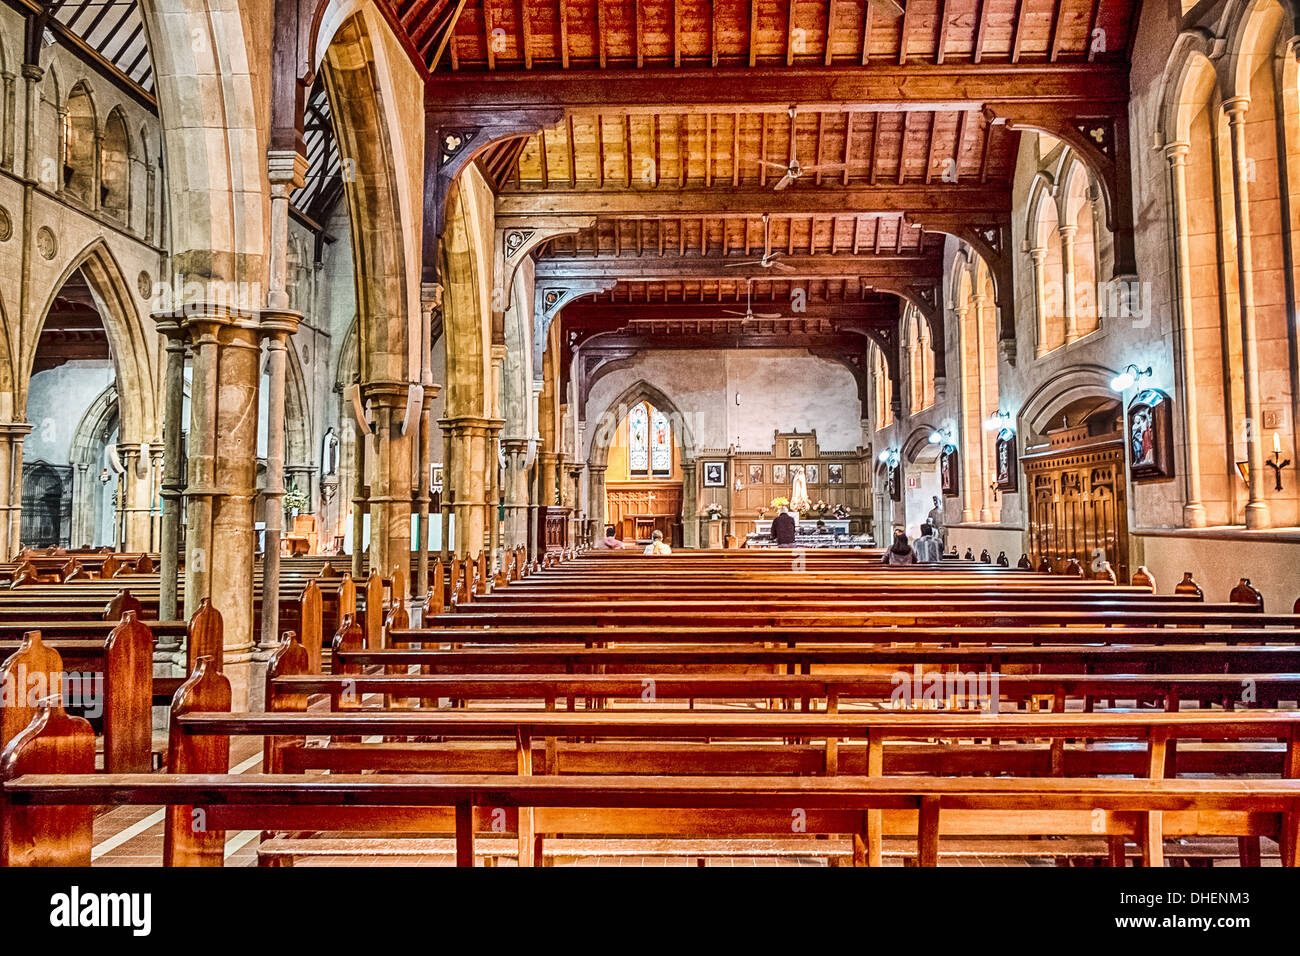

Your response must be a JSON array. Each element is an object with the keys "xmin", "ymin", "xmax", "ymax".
[{"xmin": 68, "ymin": 383, "xmax": 120, "ymax": 548}]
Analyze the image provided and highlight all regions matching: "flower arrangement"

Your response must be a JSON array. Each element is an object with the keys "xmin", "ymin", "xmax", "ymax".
[
  {"xmin": 705, "ymin": 503, "xmax": 724, "ymax": 519},
  {"xmin": 756, "ymin": 507, "xmax": 768, "ymax": 519},
  {"xmin": 282, "ymin": 486, "xmax": 310, "ymax": 516},
  {"xmin": 832, "ymin": 503, "xmax": 850, "ymax": 519},
  {"xmin": 769, "ymin": 496, "xmax": 790, "ymax": 512},
  {"xmin": 812, "ymin": 499, "xmax": 830, "ymax": 516}
]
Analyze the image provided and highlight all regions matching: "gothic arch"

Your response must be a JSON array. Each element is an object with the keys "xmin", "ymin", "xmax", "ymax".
[
  {"xmin": 1018, "ymin": 364, "xmax": 1118, "ymax": 438},
  {"xmin": 586, "ymin": 379, "xmax": 698, "ymax": 469},
  {"xmin": 25, "ymin": 239, "xmax": 158, "ymax": 445}
]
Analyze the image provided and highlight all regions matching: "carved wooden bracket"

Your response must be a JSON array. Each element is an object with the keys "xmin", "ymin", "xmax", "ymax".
[
  {"xmin": 423, "ymin": 105, "xmax": 564, "ymax": 285},
  {"xmin": 982, "ymin": 102, "xmax": 1136, "ymax": 278},
  {"xmin": 532, "ymin": 279, "xmax": 618, "ymax": 385},
  {"xmin": 493, "ymin": 216, "xmax": 596, "ymax": 316}
]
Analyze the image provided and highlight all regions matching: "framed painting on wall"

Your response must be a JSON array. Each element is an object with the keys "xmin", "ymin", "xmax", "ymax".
[
  {"xmin": 995, "ymin": 429, "xmax": 1018, "ymax": 493},
  {"xmin": 940, "ymin": 445, "xmax": 959, "ymax": 497},
  {"xmin": 702, "ymin": 461, "xmax": 726, "ymax": 487},
  {"xmin": 1127, "ymin": 389, "xmax": 1174, "ymax": 482},
  {"xmin": 749, "ymin": 464, "xmax": 765, "ymax": 485},
  {"xmin": 827, "ymin": 464, "xmax": 844, "ymax": 485},
  {"xmin": 807, "ymin": 464, "xmax": 820, "ymax": 484},
  {"xmin": 772, "ymin": 463, "xmax": 787, "ymax": 484},
  {"xmin": 787, "ymin": 438, "xmax": 804, "ymax": 458}
]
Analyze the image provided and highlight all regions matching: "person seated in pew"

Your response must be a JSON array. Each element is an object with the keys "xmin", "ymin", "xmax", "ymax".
[
  {"xmin": 770, "ymin": 507, "xmax": 797, "ymax": 547},
  {"xmin": 912, "ymin": 523, "xmax": 942, "ymax": 564},
  {"xmin": 596, "ymin": 525, "xmax": 625, "ymax": 550},
  {"xmin": 882, "ymin": 530, "xmax": 915, "ymax": 566},
  {"xmin": 643, "ymin": 529, "xmax": 673, "ymax": 556}
]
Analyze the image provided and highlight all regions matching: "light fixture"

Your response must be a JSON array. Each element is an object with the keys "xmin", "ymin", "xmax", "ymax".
[
  {"xmin": 984, "ymin": 409, "xmax": 1014, "ymax": 432},
  {"xmin": 878, "ymin": 447, "xmax": 901, "ymax": 468},
  {"xmin": 928, "ymin": 424, "xmax": 957, "ymax": 447},
  {"xmin": 1110, "ymin": 364, "xmax": 1152, "ymax": 392}
]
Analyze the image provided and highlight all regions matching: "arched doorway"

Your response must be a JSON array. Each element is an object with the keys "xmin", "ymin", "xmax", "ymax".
[
  {"xmin": 902, "ymin": 428, "xmax": 942, "ymax": 541},
  {"xmin": 1021, "ymin": 394, "xmax": 1129, "ymax": 580}
]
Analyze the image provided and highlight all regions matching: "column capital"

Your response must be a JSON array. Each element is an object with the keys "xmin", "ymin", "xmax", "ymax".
[
  {"xmin": 1057, "ymin": 223, "xmax": 1078, "ymax": 240},
  {"xmin": 259, "ymin": 307, "xmax": 302, "ymax": 340},
  {"xmin": 1222, "ymin": 95, "xmax": 1251, "ymax": 119},
  {"xmin": 20, "ymin": 63, "xmax": 43, "ymax": 83},
  {"xmin": 1163, "ymin": 141, "xmax": 1191, "ymax": 162},
  {"xmin": 1028, "ymin": 246, "xmax": 1047, "ymax": 264},
  {"xmin": 266, "ymin": 148, "xmax": 309, "ymax": 190}
]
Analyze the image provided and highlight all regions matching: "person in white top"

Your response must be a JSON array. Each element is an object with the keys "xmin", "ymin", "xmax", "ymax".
[
  {"xmin": 644, "ymin": 529, "xmax": 672, "ymax": 555},
  {"xmin": 912, "ymin": 522, "xmax": 942, "ymax": 564}
]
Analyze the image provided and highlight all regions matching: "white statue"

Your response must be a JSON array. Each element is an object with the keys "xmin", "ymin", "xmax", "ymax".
[{"xmin": 790, "ymin": 465, "xmax": 811, "ymax": 513}]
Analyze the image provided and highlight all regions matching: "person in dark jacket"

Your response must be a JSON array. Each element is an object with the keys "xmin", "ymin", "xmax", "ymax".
[
  {"xmin": 882, "ymin": 530, "xmax": 915, "ymax": 565},
  {"xmin": 771, "ymin": 507, "xmax": 797, "ymax": 546}
]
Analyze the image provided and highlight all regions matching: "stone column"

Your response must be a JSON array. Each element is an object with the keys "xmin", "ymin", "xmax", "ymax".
[
  {"xmin": 178, "ymin": 309, "xmax": 262, "ymax": 709},
  {"xmin": 255, "ymin": 315, "xmax": 299, "ymax": 671},
  {"xmin": 7, "ymin": 424, "xmax": 29, "ymax": 553},
  {"xmin": 485, "ymin": 421, "xmax": 503, "ymax": 569},
  {"xmin": 365, "ymin": 384, "xmax": 414, "ymax": 588},
  {"xmin": 1059, "ymin": 223, "xmax": 1079, "ymax": 343},
  {"xmin": 503, "ymin": 438, "xmax": 530, "ymax": 550},
  {"xmin": 585, "ymin": 462, "xmax": 607, "ymax": 539},
  {"xmin": 1164, "ymin": 142, "xmax": 1207, "ymax": 528},
  {"xmin": 681, "ymin": 459, "xmax": 698, "ymax": 548},
  {"xmin": 255, "ymin": 148, "xmax": 308, "ymax": 680},
  {"xmin": 148, "ymin": 444, "xmax": 163, "ymax": 550},
  {"xmin": 442, "ymin": 417, "xmax": 490, "ymax": 558},
  {"xmin": 1029, "ymin": 247, "xmax": 1049, "ymax": 358},
  {"xmin": 155, "ymin": 319, "xmax": 186, "ymax": 620},
  {"xmin": 527, "ymin": 458, "xmax": 541, "ymax": 561},
  {"xmin": 1, "ymin": 70, "xmax": 14, "ymax": 171},
  {"xmin": 351, "ymin": 420, "xmax": 368, "ymax": 577},
  {"xmin": 972, "ymin": 294, "xmax": 992, "ymax": 523},
  {"xmin": 439, "ymin": 428, "xmax": 452, "ymax": 562},
  {"xmin": 0, "ymin": 430, "xmax": 13, "ymax": 558},
  {"xmin": 414, "ymin": 389, "xmax": 434, "ymax": 597},
  {"xmin": 1223, "ymin": 96, "xmax": 1270, "ymax": 529}
]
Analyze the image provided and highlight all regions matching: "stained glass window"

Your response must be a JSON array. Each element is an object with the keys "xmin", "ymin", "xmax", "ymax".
[
  {"xmin": 628, "ymin": 403, "xmax": 648, "ymax": 474},
  {"xmin": 651, "ymin": 407, "xmax": 671, "ymax": 475}
]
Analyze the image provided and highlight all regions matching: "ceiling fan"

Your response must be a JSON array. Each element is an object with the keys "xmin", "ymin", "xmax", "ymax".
[
  {"xmin": 723, "ymin": 280, "xmax": 783, "ymax": 322},
  {"xmin": 759, "ymin": 106, "xmax": 846, "ymax": 191},
  {"xmin": 724, "ymin": 213, "xmax": 795, "ymax": 272}
]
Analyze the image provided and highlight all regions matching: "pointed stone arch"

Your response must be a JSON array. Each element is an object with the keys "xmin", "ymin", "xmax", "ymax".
[{"xmin": 586, "ymin": 379, "xmax": 698, "ymax": 469}]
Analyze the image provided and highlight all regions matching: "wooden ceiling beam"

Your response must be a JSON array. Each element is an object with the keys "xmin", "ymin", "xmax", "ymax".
[
  {"xmin": 495, "ymin": 183, "xmax": 1010, "ymax": 216},
  {"xmin": 535, "ymin": 253, "xmax": 942, "ymax": 280},
  {"xmin": 423, "ymin": 63, "xmax": 1129, "ymax": 113}
]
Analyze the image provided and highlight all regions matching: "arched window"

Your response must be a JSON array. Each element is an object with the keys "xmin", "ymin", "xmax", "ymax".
[
  {"xmin": 64, "ymin": 83, "xmax": 96, "ymax": 205},
  {"xmin": 871, "ymin": 344, "xmax": 892, "ymax": 428},
  {"xmin": 956, "ymin": 256, "xmax": 1001, "ymax": 523},
  {"xmin": 628, "ymin": 401, "xmax": 671, "ymax": 478},
  {"xmin": 101, "ymin": 108, "xmax": 129, "ymax": 221},
  {"xmin": 1030, "ymin": 184, "xmax": 1065, "ymax": 356},
  {"xmin": 906, "ymin": 306, "xmax": 935, "ymax": 414},
  {"xmin": 1062, "ymin": 160, "xmax": 1105, "ymax": 341}
]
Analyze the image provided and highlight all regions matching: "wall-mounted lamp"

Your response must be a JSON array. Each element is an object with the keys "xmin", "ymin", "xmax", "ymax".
[
  {"xmin": 1109, "ymin": 364, "xmax": 1153, "ymax": 392},
  {"xmin": 928, "ymin": 425, "xmax": 957, "ymax": 447},
  {"xmin": 984, "ymin": 409, "xmax": 1014, "ymax": 433},
  {"xmin": 877, "ymin": 448, "xmax": 901, "ymax": 468}
]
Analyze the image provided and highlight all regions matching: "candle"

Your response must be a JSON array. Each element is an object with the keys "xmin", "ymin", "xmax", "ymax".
[{"xmin": 1275, "ymin": 432, "xmax": 1282, "ymax": 454}]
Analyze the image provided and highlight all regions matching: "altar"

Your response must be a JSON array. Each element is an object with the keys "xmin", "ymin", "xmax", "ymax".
[{"xmin": 753, "ymin": 518, "xmax": 850, "ymax": 536}]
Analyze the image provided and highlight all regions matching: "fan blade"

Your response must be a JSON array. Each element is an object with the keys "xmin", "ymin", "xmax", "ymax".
[
  {"xmin": 802, "ymin": 163, "xmax": 846, "ymax": 173},
  {"xmin": 757, "ymin": 160, "xmax": 790, "ymax": 171},
  {"xmin": 769, "ymin": 261, "xmax": 797, "ymax": 272},
  {"xmin": 752, "ymin": 311, "xmax": 784, "ymax": 320},
  {"xmin": 724, "ymin": 259, "xmax": 764, "ymax": 268},
  {"xmin": 774, "ymin": 173, "xmax": 795, "ymax": 191},
  {"xmin": 721, "ymin": 310, "xmax": 750, "ymax": 317}
]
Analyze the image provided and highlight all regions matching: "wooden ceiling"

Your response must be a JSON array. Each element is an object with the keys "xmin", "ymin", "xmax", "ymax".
[{"xmin": 383, "ymin": 0, "xmax": 1136, "ymax": 378}]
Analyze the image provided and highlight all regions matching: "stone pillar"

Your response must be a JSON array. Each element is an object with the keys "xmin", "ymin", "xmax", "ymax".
[
  {"xmin": 255, "ymin": 148, "xmax": 308, "ymax": 684},
  {"xmin": 1058, "ymin": 223, "xmax": 1079, "ymax": 343},
  {"xmin": 503, "ymin": 439, "xmax": 530, "ymax": 550},
  {"xmin": 1223, "ymin": 97, "xmax": 1270, "ymax": 529},
  {"xmin": 7, "ymin": 424, "xmax": 29, "ymax": 553},
  {"xmin": 442, "ymin": 417, "xmax": 491, "ymax": 559},
  {"xmin": 972, "ymin": 294, "xmax": 992, "ymax": 523},
  {"xmin": 1164, "ymin": 142, "xmax": 1207, "ymax": 528},
  {"xmin": 485, "ymin": 421, "xmax": 503, "ymax": 569},
  {"xmin": 1029, "ymin": 247, "xmax": 1049, "ymax": 358},
  {"xmin": 365, "ymin": 384, "xmax": 414, "ymax": 589},
  {"xmin": 351, "ymin": 421, "xmax": 368, "ymax": 577},
  {"xmin": 1, "ymin": 70, "xmax": 14, "ymax": 171},
  {"xmin": 681, "ymin": 459, "xmax": 698, "ymax": 548},
  {"xmin": 439, "ymin": 428, "xmax": 453, "ymax": 562},
  {"xmin": 585, "ymin": 462, "xmax": 607, "ymax": 539},
  {"xmin": 0, "ymin": 430, "xmax": 12, "ymax": 558},
  {"xmin": 155, "ymin": 319, "xmax": 186, "ymax": 621},
  {"xmin": 414, "ymin": 389, "xmax": 434, "ymax": 598},
  {"xmin": 148, "ymin": 444, "xmax": 163, "ymax": 550},
  {"xmin": 527, "ymin": 458, "xmax": 541, "ymax": 561},
  {"xmin": 174, "ymin": 309, "xmax": 262, "ymax": 709}
]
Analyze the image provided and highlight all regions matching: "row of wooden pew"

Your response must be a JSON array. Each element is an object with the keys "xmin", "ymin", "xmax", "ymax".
[{"xmin": 3, "ymin": 545, "xmax": 1299, "ymax": 866}]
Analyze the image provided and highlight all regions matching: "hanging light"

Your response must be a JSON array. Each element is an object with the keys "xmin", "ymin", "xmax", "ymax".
[{"xmin": 1110, "ymin": 364, "xmax": 1152, "ymax": 392}]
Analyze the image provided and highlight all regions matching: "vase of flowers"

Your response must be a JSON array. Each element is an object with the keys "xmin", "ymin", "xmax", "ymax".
[
  {"xmin": 282, "ymin": 486, "xmax": 310, "ymax": 520},
  {"xmin": 705, "ymin": 503, "xmax": 723, "ymax": 520},
  {"xmin": 769, "ymin": 496, "xmax": 790, "ymax": 512},
  {"xmin": 832, "ymin": 503, "xmax": 850, "ymax": 519},
  {"xmin": 812, "ymin": 499, "xmax": 830, "ymax": 516}
]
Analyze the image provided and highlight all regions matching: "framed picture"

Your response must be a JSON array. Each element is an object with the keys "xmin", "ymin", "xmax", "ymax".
[
  {"xmin": 787, "ymin": 438, "xmax": 804, "ymax": 458},
  {"xmin": 702, "ymin": 461, "xmax": 726, "ymax": 487},
  {"xmin": 749, "ymin": 463, "xmax": 765, "ymax": 485},
  {"xmin": 772, "ymin": 463, "xmax": 787, "ymax": 484},
  {"xmin": 940, "ymin": 445, "xmax": 959, "ymax": 497},
  {"xmin": 806, "ymin": 464, "xmax": 820, "ymax": 484},
  {"xmin": 995, "ymin": 429, "xmax": 1018, "ymax": 492},
  {"xmin": 827, "ymin": 463, "xmax": 844, "ymax": 485},
  {"xmin": 887, "ymin": 462, "xmax": 902, "ymax": 502},
  {"xmin": 431, "ymin": 465, "xmax": 444, "ymax": 490},
  {"xmin": 1127, "ymin": 389, "xmax": 1174, "ymax": 482}
]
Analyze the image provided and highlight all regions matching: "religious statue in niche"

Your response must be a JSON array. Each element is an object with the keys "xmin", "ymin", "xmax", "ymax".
[
  {"xmin": 788, "ymin": 438, "xmax": 804, "ymax": 458},
  {"xmin": 790, "ymin": 465, "xmax": 811, "ymax": 512},
  {"xmin": 827, "ymin": 464, "xmax": 844, "ymax": 485},
  {"xmin": 888, "ymin": 462, "xmax": 902, "ymax": 502},
  {"xmin": 1127, "ymin": 388, "xmax": 1174, "ymax": 481},
  {"xmin": 321, "ymin": 428, "xmax": 340, "ymax": 477},
  {"xmin": 995, "ymin": 428, "xmax": 1018, "ymax": 492},
  {"xmin": 940, "ymin": 444, "xmax": 959, "ymax": 497}
]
